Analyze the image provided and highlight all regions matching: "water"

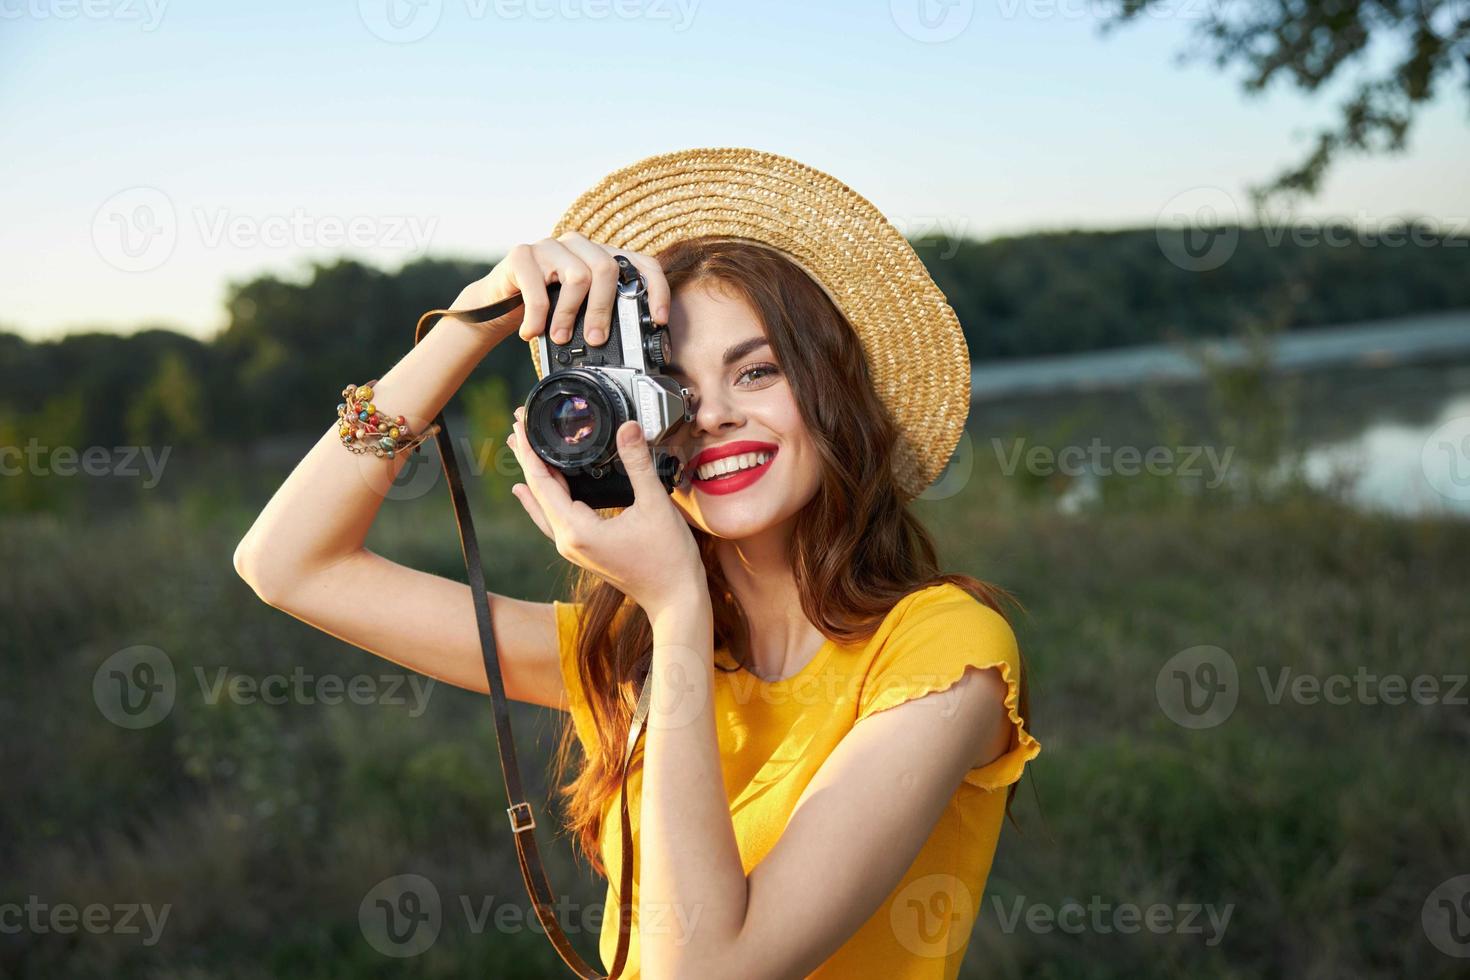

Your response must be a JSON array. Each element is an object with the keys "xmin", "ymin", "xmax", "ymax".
[
  {"xmin": 1303, "ymin": 391, "xmax": 1470, "ymax": 518},
  {"xmin": 971, "ymin": 309, "xmax": 1470, "ymax": 399},
  {"xmin": 967, "ymin": 319, "xmax": 1470, "ymax": 518}
]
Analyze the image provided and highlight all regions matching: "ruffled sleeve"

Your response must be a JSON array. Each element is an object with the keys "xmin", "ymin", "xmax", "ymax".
[
  {"xmin": 553, "ymin": 600, "xmax": 598, "ymax": 753},
  {"xmin": 857, "ymin": 585, "xmax": 1040, "ymax": 792}
]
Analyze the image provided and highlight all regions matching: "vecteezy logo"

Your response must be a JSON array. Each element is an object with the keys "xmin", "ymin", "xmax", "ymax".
[
  {"xmin": 1422, "ymin": 416, "xmax": 1470, "ymax": 503},
  {"xmin": 92, "ymin": 187, "xmax": 177, "ymax": 273},
  {"xmin": 373, "ymin": 436, "xmax": 444, "ymax": 502},
  {"xmin": 641, "ymin": 654, "xmax": 708, "ymax": 732},
  {"xmin": 918, "ymin": 430, "xmax": 974, "ymax": 501},
  {"xmin": 890, "ymin": 0, "xmax": 974, "ymax": 43},
  {"xmin": 358, "ymin": 0, "xmax": 442, "ymax": 43},
  {"xmin": 1423, "ymin": 874, "xmax": 1470, "ymax": 958},
  {"xmin": 1156, "ymin": 187, "xmax": 1240, "ymax": 272},
  {"xmin": 890, "ymin": 873, "xmax": 974, "ymax": 958},
  {"xmin": 360, "ymin": 874, "xmax": 442, "ymax": 958},
  {"xmin": 93, "ymin": 645, "xmax": 176, "ymax": 729},
  {"xmin": 1156, "ymin": 645, "xmax": 1239, "ymax": 729}
]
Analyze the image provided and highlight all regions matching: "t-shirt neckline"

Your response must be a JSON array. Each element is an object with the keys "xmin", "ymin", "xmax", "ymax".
[{"xmin": 736, "ymin": 636, "xmax": 838, "ymax": 686}]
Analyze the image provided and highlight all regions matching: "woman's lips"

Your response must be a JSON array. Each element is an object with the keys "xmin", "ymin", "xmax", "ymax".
[{"xmin": 690, "ymin": 440, "xmax": 782, "ymax": 493}]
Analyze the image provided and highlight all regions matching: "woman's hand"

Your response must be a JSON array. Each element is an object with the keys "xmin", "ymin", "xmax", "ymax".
[
  {"xmin": 450, "ymin": 231, "xmax": 673, "ymax": 346},
  {"xmin": 507, "ymin": 406, "xmax": 706, "ymax": 620}
]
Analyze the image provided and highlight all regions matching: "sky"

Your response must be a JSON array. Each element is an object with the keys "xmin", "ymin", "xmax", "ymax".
[{"xmin": 2, "ymin": 0, "xmax": 1467, "ymax": 340}]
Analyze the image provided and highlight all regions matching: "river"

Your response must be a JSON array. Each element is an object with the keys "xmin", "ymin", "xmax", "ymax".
[{"xmin": 965, "ymin": 310, "xmax": 1470, "ymax": 518}]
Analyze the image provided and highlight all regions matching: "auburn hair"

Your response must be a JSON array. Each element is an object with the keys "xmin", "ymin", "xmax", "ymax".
[{"xmin": 550, "ymin": 237, "xmax": 1029, "ymax": 879}]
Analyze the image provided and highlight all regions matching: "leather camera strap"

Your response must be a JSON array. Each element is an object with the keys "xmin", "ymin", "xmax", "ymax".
[{"xmin": 414, "ymin": 294, "xmax": 651, "ymax": 978}]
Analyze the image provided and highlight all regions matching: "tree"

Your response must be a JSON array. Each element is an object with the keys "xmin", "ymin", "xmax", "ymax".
[
  {"xmin": 1100, "ymin": 0, "xmax": 1470, "ymax": 205},
  {"xmin": 126, "ymin": 350, "xmax": 207, "ymax": 447}
]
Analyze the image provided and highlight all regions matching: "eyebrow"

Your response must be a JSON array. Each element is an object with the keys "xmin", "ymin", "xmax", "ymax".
[{"xmin": 663, "ymin": 337, "xmax": 771, "ymax": 377}]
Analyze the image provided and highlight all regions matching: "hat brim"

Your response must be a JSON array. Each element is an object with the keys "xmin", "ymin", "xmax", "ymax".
[{"xmin": 534, "ymin": 147, "xmax": 970, "ymax": 499}]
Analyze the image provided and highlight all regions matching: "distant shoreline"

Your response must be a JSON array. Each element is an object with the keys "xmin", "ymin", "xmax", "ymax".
[{"xmin": 971, "ymin": 309, "xmax": 1470, "ymax": 401}]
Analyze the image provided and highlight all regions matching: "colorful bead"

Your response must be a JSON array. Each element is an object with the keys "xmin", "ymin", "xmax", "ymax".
[{"xmin": 338, "ymin": 384, "xmax": 424, "ymax": 460}]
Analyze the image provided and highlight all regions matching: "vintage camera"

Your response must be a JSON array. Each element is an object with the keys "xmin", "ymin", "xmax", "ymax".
[{"xmin": 523, "ymin": 254, "xmax": 694, "ymax": 508}]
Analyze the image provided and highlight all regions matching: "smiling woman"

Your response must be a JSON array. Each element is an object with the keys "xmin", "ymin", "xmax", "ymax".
[
  {"xmin": 539, "ymin": 228, "xmax": 1037, "ymax": 979},
  {"xmin": 233, "ymin": 147, "xmax": 1039, "ymax": 980}
]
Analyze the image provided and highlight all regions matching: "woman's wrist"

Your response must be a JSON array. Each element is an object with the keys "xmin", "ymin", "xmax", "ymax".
[
  {"xmin": 645, "ymin": 579, "xmax": 713, "ymax": 635},
  {"xmin": 441, "ymin": 299, "xmax": 513, "ymax": 354}
]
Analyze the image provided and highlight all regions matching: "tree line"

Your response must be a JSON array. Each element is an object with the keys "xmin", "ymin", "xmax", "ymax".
[{"xmin": 2, "ymin": 224, "xmax": 1466, "ymax": 450}]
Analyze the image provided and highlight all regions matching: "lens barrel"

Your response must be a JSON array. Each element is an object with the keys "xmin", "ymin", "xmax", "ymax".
[{"xmin": 524, "ymin": 369, "xmax": 630, "ymax": 471}]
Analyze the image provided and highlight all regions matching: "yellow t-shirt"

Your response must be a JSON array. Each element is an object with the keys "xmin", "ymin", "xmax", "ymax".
[{"xmin": 553, "ymin": 581, "xmax": 1040, "ymax": 979}]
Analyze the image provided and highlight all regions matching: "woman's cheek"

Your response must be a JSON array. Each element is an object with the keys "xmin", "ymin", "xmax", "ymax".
[{"xmin": 797, "ymin": 449, "xmax": 824, "ymax": 499}]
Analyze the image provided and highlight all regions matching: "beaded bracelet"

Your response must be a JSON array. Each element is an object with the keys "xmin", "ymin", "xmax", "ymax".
[{"xmin": 336, "ymin": 380, "xmax": 440, "ymax": 459}]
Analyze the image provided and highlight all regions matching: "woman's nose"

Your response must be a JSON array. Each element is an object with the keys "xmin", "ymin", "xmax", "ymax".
[{"xmin": 690, "ymin": 387, "xmax": 741, "ymax": 437}]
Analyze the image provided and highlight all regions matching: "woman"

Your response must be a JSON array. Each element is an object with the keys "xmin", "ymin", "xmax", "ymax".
[{"xmin": 234, "ymin": 148, "xmax": 1040, "ymax": 979}]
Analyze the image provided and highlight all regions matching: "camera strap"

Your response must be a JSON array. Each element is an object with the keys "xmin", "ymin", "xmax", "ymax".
[{"xmin": 414, "ymin": 293, "xmax": 649, "ymax": 979}]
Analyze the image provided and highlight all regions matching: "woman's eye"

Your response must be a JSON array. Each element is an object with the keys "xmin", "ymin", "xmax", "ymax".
[{"xmin": 736, "ymin": 363, "xmax": 780, "ymax": 386}]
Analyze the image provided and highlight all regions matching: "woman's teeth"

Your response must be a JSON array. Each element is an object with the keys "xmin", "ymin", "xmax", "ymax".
[{"xmin": 696, "ymin": 451, "xmax": 772, "ymax": 481}]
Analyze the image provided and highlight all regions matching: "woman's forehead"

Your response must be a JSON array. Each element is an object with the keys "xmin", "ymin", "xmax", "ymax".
[{"xmin": 668, "ymin": 282, "xmax": 767, "ymax": 357}]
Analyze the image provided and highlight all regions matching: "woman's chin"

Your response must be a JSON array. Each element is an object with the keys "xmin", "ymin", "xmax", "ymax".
[{"xmin": 676, "ymin": 485, "xmax": 787, "ymax": 540}]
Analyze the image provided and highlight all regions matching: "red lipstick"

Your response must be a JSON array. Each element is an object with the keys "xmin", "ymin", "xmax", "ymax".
[{"xmin": 688, "ymin": 440, "xmax": 778, "ymax": 496}]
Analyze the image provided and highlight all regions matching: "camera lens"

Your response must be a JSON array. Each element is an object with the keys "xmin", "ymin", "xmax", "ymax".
[
  {"xmin": 549, "ymin": 393, "xmax": 596, "ymax": 446},
  {"xmin": 524, "ymin": 369, "xmax": 628, "ymax": 470}
]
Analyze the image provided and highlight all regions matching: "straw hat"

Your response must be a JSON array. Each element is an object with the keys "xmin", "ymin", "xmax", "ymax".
[{"xmin": 529, "ymin": 147, "xmax": 971, "ymax": 500}]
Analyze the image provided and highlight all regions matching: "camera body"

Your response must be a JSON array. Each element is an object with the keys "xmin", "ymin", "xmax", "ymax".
[{"xmin": 524, "ymin": 254, "xmax": 693, "ymax": 508}]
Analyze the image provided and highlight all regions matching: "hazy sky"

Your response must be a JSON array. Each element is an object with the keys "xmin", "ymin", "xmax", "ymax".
[{"xmin": 3, "ymin": 0, "xmax": 1467, "ymax": 340}]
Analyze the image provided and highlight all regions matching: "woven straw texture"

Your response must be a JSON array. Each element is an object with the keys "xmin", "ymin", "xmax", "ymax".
[{"xmin": 532, "ymin": 147, "xmax": 970, "ymax": 500}]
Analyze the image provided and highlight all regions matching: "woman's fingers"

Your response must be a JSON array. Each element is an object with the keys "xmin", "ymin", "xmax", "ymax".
[
  {"xmin": 503, "ymin": 234, "xmax": 671, "ymax": 348},
  {"xmin": 510, "ymin": 416, "xmax": 568, "ymax": 507},
  {"xmin": 509, "ymin": 414, "xmax": 597, "ymax": 542},
  {"xmin": 508, "ymin": 408, "xmax": 577, "ymax": 500},
  {"xmin": 613, "ymin": 249, "xmax": 672, "ymax": 325},
  {"xmin": 496, "ymin": 234, "xmax": 669, "ymax": 346},
  {"xmin": 613, "ymin": 420, "xmax": 670, "ymax": 505},
  {"xmin": 530, "ymin": 238, "xmax": 592, "ymax": 345},
  {"xmin": 558, "ymin": 233, "xmax": 621, "ymax": 346},
  {"xmin": 501, "ymin": 244, "xmax": 548, "ymax": 341},
  {"xmin": 510, "ymin": 482, "xmax": 554, "ymax": 539}
]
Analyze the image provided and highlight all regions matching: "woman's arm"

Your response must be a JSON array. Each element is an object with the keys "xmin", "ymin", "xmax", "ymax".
[
  {"xmin": 637, "ymin": 591, "xmax": 1014, "ymax": 980},
  {"xmin": 231, "ymin": 311, "xmax": 569, "ymax": 702},
  {"xmin": 232, "ymin": 309, "xmax": 498, "ymax": 595},
  {"xmin": 232, "ymin": 235, "xmax": 638, "ymax": 707},
  {"xmin": 497, "ymin": 311, "xmax": 1019, "ymax": 975}
]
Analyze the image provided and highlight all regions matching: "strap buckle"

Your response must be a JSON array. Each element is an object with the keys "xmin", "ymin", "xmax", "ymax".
[{"xmin": 507, "ymin": 801, "xmax": 537, "ymax": 833}]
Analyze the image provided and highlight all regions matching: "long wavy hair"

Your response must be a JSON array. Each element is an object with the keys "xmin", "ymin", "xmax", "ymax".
[{"xmin": 550, "ymin": 236, "xmax": 1029, "ymax": 878}]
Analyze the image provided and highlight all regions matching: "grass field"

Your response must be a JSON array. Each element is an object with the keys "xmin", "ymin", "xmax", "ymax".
[{"xmin": 3, "ymin": 375, "xmax": 1468, "ymax": 977}]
